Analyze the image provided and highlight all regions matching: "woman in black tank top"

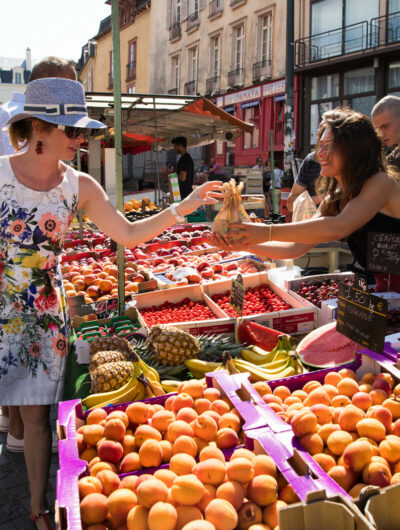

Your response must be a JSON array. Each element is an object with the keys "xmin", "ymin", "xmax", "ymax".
[{"xmin": 212, "ymin": 109, "xmax": 400, "ymax": 292}]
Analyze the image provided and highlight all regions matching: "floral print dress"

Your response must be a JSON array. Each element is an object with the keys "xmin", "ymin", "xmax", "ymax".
[{"xmin": 0, "ymin": 155, "xmax": 78, "ymax": 405}]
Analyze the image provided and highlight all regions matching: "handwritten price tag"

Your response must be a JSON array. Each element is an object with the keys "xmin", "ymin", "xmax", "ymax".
[
  {"xmin": 230, "ymin": 274, "xmax": 245, "ymax": 316},
  {"xmin": 367, "ymin": 232, "xmax": 400, "ymax": 274}
]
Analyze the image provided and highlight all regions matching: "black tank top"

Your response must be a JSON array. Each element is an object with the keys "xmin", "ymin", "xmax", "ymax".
[{"xmin": 347, "ymin": 212, "xmax": 400, "ymax": 269}]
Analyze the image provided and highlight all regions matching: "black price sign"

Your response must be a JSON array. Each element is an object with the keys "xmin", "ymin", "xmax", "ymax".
[
  {"xmin": 336, "ymin": 277, "xmax": 388, "ymax": 353},
  {"xmin": 230, "ymin": 274, "xmax": 245, "ymax": 316},
  {"xmin": 367, "ymin": 232, "xmax": 400, "ymax": 274}
]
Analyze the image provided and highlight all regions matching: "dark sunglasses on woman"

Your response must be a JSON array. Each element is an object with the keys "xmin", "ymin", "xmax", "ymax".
[{"xmin": 55, "ymin": 125, "xmax": 98, "ymax": 140}]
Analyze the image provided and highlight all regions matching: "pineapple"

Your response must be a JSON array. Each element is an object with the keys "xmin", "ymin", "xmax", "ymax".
[
  {"xmin": 145, "ymin": 326, "xmax": 200, "ymax": 366},
  {"xmin": 90, "ymin": 361, "xmax": 134, "ymax": 393},
  {"xmin": 90, "ymin": 336, "xmax": 132, "ymax": 357},
  {"xmin": 89, "ymin": 350, "xmax": 129, "ymax": 372}
]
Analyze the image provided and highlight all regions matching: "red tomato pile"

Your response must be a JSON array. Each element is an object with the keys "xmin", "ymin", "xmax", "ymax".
[
  {"xmin": 211, "ymin": 284, "xmax": 292, "ymax": 317},
  {"xmin": 140, "ymin": 298, "xmax": 217, "ymax": 326}
]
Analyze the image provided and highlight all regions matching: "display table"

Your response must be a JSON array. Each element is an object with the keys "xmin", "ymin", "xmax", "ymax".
[{"xmin": 295, "ymin": 241, "xmax": 353, "ymax": 273}]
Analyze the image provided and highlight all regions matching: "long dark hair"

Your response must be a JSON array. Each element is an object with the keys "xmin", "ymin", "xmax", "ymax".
[{"xmin": 316, "ymin": 108, "xmax": 399, "ymax": 216}]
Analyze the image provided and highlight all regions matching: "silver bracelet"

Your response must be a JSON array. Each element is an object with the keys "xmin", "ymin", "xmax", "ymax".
[{"xmin": 170, "ymin": 203, "xmax": 186, "ymax": 223}]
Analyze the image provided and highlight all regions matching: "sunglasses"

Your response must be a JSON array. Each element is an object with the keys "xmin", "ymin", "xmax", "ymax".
[{"xmin": 55, "ymin": 125, "xmax": 97, "ymax": 140}]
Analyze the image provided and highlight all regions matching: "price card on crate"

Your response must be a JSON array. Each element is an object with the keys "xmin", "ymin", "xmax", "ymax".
[
  {"xmin": 367, "ymin": 232, "xmax": 400, "ymax": 274},
  {"xmin": 230, "ymin": 273, "xmax": 245, "ymax": 316},
  {"xmin": 169, "ymin": 173, "xmax": 181, "ymax": 203},
  {"xmin": 336, "ymin": 277, "xmax": 388, "ymax": 353}
]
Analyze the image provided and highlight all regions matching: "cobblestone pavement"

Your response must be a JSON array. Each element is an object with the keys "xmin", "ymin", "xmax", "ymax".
[{"xmin": 0, "ymin": 409, "xmax": 59, "ymax": 530}]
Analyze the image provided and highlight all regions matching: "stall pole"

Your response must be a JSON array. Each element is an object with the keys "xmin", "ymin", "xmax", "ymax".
[
  {"xmin": 153, "ymin": 97, "xmax": 161, "ymax": 205},
  {"xmin": 270, "ymin": 130, "xmax": 277, "ymax": 214},
  {"xmin": 76, "ymin": 148, "xmax": 83, "ymax": 239},
  {"xmin": 111, "ymin": 0, "xmax": 125, "ymax": 316},
  {"xmin": 284, "ymin": 0, "xmax": 295, "ymax": 180}
]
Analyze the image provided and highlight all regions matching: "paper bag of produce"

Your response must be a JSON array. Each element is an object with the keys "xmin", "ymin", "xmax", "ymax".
[
  {"xmin": 212, "ymin": 179, "xmax": 251, "ymax": 235},
  {"xmin": 292, "ymin": 190, "xmax": 317, "ymax": 223}
]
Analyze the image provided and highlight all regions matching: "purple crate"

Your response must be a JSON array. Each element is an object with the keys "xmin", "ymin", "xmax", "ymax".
[{"xmin": 56, "ymin": 451, "xmax": 87, "ymax": 530}]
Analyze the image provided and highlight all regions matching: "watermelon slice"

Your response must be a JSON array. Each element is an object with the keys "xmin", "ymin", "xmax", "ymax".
[
  {"xmin": 297, "ymin": 322, "xmax": 357, "ymax": 368},
  {"xmin": 235, "ymin": 320, "xmax": 282, "ymax": 350}
]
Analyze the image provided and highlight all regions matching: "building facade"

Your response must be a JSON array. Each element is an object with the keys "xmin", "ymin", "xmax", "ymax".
[
  {"xmin": 295, "ymin": 0, "xmax": 400, "ymax": 156},
  {"xmin": 0, "ymin": 48, "xmax": 32, "ymax": 104}
]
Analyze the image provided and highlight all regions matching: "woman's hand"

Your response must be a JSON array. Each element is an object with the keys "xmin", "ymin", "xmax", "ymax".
[
  {"xmin": 227, "ymin": 222, "xmax": 270, "ymax": 246},
  {"xmin": 178, "ymin": 181, "xmax": 223, "ymax": 215},
  {"xmin": 208, "ymin": 232, "xmax": 244, "ymax": 251}
]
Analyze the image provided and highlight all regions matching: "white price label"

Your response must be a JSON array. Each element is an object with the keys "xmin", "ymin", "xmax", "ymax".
[{"xmin": 75, "ymin": 339, "xmax": 90, "ymax": 364}]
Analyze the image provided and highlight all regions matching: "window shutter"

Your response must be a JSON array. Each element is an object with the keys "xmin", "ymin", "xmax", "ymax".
[
  {"xmin": 181, "ymin": 0, "xmax": 188, "ymax": 21},
  {"xmin": 199, "ymin": 0, "xmax": 206, "ymax": 10},
  {"xmin": 167, "ymin": 0, "xmax": 172, "ymax": 29}
]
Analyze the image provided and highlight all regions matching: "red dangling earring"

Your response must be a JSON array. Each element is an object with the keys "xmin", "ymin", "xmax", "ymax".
[{"xmin": 35, "ymin": 140, "xmax": 43, "ymax": 155}]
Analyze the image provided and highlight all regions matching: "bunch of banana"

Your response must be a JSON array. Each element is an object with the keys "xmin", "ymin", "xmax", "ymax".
[
  {"xmin": 184, "ymin": 358, "xmax": 222, "ymax": 379},
  {"xmin": 232, "ymin": 351, "xmax": 303, "ymax": 383},
  {"xmin": 139, "ymin": 373, "xmax": 166, "ymax": 398},
  {"xmin": 240, "ymin": 335, "xmax": 297, "ymax": 365}
]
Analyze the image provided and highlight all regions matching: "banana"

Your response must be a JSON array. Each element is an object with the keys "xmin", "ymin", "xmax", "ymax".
[
  {"xmin": 138, "ymin": 357, "xmax": 160, "ymax": 383},
  {"xmin": 82, "ymin": 360, "xmax": 142, "ymax": 409},
  {"xmin": 184, "ymin": 359, "xmax": 221, "ymax": 378},
  {"xmin": 89, "ymin": 379, "xmax": 145, "ymax": 409},
  {"xmin": 240, "ymin": 346, "xmax": 278, "ymax": 365},
  {"xmin": 161, "ymin": 380, "xmax": 182, "ymax": 393},
  {"xmin": 222, "ymin": 351, "xmax": 241, "ymax": 375},
  {"xmin": 147, "ymin": 378, "xmax": 166, "ymax": 396},
  {"xmin": 232, "ymin": 357, "xmax": 296, "ymax": 382}
]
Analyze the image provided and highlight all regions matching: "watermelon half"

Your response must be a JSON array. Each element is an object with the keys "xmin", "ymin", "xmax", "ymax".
[
  {"xmin": 297, "ymin": 322, "xmax": 357, "ymax": 368},
  {"xmin": 235, "ymin": 320, "xmax": 282, "ymax": 350}
]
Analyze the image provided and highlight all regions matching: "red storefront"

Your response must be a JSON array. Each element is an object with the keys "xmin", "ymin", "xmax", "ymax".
[{"xmin": 211, "ymin": 76, "xmax": 300, "ymax": 168}]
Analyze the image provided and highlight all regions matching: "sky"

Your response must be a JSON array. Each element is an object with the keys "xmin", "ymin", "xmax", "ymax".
[{"xmin": 0, "ymin": 0, "xmax": 111, "ymax": 64}]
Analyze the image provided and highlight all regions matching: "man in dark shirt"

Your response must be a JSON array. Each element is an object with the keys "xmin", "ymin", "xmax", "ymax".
[
  {"xmin": 287, "ymin": 151, "xmax": 321, "ymax": 212},
  {"xmin": 172, "ymin": 136, "xmax": 194, "ymax": 199},
  {"xmin": 372, "ymin": 95, "xmax": 400, "ymax": 171}
]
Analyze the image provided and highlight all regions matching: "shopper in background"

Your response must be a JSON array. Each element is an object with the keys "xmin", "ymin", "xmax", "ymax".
[
  {"xmin": 195, "ymin": 159, "xmax": 208, "ymax": 185},
  {"xmin": 372, "ymin": 95, "xmax": 400, "ymax": 170},
  {"xmin": 271, "ymin": 160, "xmax": 284, "ymax": 213},
  {"xmin": 287, "ymin": 151, "xmax": 321, "ymax": 212},
  {"xmin": 171, "ymin": 136, "xmax": 194, "ymax": 199},
  {"xmin": 0, "ymin": 56, "xmax": 76, "ymax": 456},
  {"xmin": 252, "ymin": 157, "xmax": 263, "ymax": 171}
]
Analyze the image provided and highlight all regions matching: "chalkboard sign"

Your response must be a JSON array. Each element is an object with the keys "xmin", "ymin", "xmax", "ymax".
[
  {"xmin": 336, "ymin": 278, "xmax": 388, "ymax": 353},
  {"xmin": 230, "ymin": 274, "xmax": 245, "ymax": 316},
  {"xmin": 367, "ymin": 231, "xmax": 400, "ymax": 274}
]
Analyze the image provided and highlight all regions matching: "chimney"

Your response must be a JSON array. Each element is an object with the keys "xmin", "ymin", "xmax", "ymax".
[{"xmin": 25, "ymin": 47, "xmax": 32, "ymax": 71}]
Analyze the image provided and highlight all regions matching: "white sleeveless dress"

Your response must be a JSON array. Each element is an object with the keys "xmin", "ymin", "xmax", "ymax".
[{"xmin": 0, "ymin": 155, "xmax": 78, "ymax": 405}]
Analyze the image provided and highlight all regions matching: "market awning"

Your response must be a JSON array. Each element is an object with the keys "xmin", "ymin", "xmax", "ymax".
[{"xmin": 85, "ymin": 93, "xmax": 254, "ymax": 148}]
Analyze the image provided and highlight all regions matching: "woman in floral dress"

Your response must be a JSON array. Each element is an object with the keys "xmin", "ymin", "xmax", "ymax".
[{"xmin": 0, "ymin": 77, "xmax": 221, "ymax": 529}]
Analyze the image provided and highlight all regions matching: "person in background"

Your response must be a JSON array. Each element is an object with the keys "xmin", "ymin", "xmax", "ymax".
[
  {"xmin": 171, "ymin": 136, "xmax": 194, "ymax": 199},
  {"xmin": 252, "ymin": 157, "xmax": 263, "ymax": 171},
  {"xmin": 195, "ymin": 159, "xmax": 208, "ymax": 185},
  {"xmin": 287, "ymin": 151, "xmax": 321, "ymax": 212},
  {"xmin": 0, "ymin": 56, "xmax": 76, "ymax": 456},
  {"xmin": 271, "ymin": 160, "xmax": 284, "ymax": 213},
  {"xmin": 372, "ymin": 95, "xmax": 400, "ymax": 170},
  {"xmin": 208, "ymin": 157, "xmax": 222, "ymax": 181}
]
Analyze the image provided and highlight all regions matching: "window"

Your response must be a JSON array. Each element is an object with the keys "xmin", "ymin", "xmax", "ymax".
[
  {"xmin": 189, "ymin": 46, "xmax": 198, "ymax": 82},
  {"xmin": 15, "ymin": 72, "xmax": 22, "ymax": 84},
  {"xmin": 109, "ymin": 51, "xmax": 113, "ymax": 88},
  {"xmin": 127, "ymin": 84, "xmax": 136, "ymax": 94},
  {"xmin": 211, "ymin": 35, "xmax": 220, "ymax": 78},
  {"xmin": 127, "ymin": 40, "xmax": 137, "ymax": 80},
  {"xmin": 189, "ymin": 0, "xmax": 199, "ymax": 16},
  {"xmin": 311, "ymin": 74, "xmax": 339, "ymax": 100},
  {"xmin": 260, "ymin": 12, "xmax": 272, "ymax": 64},
  {"xmin": 234, "ymin": 25, "xmax": 244, "ymax": 70},
  {"xmin": 175, "ymin": 0, "xmax": 181, "ymax": 23},
  {"xmin": 388, "ymin": 62, "xmax": 400, "ymax": 90},
  {"xmin": 244, "ymin": 105, "xmax": 260, "ymax": 149},
  {"xmin": 171, "ymin": 55, "xmax": 180, "ymax": 90},
  {"xmin": 343, "ymin": 67, "xmax": 374, "ymax": 95}
]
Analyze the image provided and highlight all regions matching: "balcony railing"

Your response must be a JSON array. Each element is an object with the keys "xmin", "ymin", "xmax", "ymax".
[
  {"xmin": 184, "ymin": 80, "xmax": 197, "ymax": 95},
  {"xmin": 370, "ymin": 10, "xmax": 400, "ymax": 47},
  {"xmin": 108, "ymin": 73, "xmax": 113, "ymax": 89},
  {"xmin": 168, "ymin": 87, "xmax": 178, "ymax": 94},
  {"xmin": 230, "ymin": 0, "xmax": 245, "ymax": 7},
  {"xmin": 169, "ymin": 21, "xmax": 181, "ymax": 41},
  {"xmin": 228, "ymin": 67, "xmax": 244, "ymax": 88},
  {"xmin": 253, "ymin": 59, "xmax": 272, "ymax": 82},
  {"xmin": 126, "ymin": 62, "xmax": 136, "ymax": 81},
  {"xmin": 135, "ymin": 0, "xmax": 150, "ymax": 9},
  {"xmin": 209, "ymin": 0, "xmax": 223, "ymax": 18},
  {"xmin": 187, "ymin": 11, "xmax": 200, "ymax": 31},
  {"xmin": 206, "ymin": 76, "xmax": 220, "ymax": 95}
]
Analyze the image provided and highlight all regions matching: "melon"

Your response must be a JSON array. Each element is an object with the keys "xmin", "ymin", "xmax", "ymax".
[{"xmin": 236, "ymin": 320, "xmax": 282, "ymax": 350}]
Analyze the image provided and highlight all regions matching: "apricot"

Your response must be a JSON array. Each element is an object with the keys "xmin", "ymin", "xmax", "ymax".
[
  {"xmin": 362, "ymin": 372, "xmax": 376, "ymax": 384},
  {"xmin": 338, "ymin": 368, "xmax": 357, "ymax": 380},
  {"xmin": 278, "ymin": 484, "xmax": 299, "ymax": 504},
  {"xmin": 237, "ymin": 501, "xmax": 263, "ymax": 530},
  {"xmin": 78, "ymin": 476, "xmax": 103, "ymax": 499},
  {"xmin": 87, "ymin": 409, "xmax": 108, "ymax": 425},
  {"xmin": 104, "ymin": 418, "xmax": 126, "ymax": 442},
  {"xmin": 193, "ymin": 414, "xmax": 218, "ymax": 441},
  {"xmin": 337, "ymin": 378, "xmax": 359, "ymax": 398},
  {"xmin": 327, "ymin": 466, "xmax": 357, "ymax": 491},
  {"xmin": 107, "ymin": 488, "xmax": 137, "ymax": 524},
  {"xmin": 107, "ymin": 410, "xmax": 130, "ymax": 428},
  {"xmin": 167, "ymin": 420, "xmax": 194, "ymax": 443},
  {"xmin": 216, "ymin": 480, "xmax": 245, "ymax": 511},
  {"xmin": 126, "ymin": 402, "xmax": 151, "ymax": 424},
  {"xmin": 379, "ymin": 435, "xmax": 400, "ymax": 463},
  {"xmin": 148, "ymin": 501, "xmax": 177, "ymax": 530},
  {"xmin": 204, "ymin": 387, "xmax": 221, "ymax": 402},
  {"xmin": 284, "ymin": 396, "xmax": 302, "ymax": 407},
  {"xmin": 177, "ymin": 407, "xmax": 198, "ymax": 424},
  {"xmin": 226, "ymin": 457, "xmax": 255, "ymax": 484},
  {"xmin": 164, "ymin": 395, "xmax": 176, "ymax": 411},
  {"xmin": 248, "ymin": 475, "xmax": 278, "ymax": 506},
  {"xmin": 176, "ymin": 505, "xmax": 204, "ymax": 530},
  {"xmin": 392, "ymin": 419, "xmax": 400, "ymax": 436},
  {"xmin": 366, "ymin": 405, "xmax": 392, "ymax": 432},
  {"xmin": 171, "ymin": 474, "xmax": 206, "ymax": 505},
  {"xmin": 304, "ymin": 388, "xmax": 330, "ymax": 407},
  {"xmin": 310, "ymin": 404, "xmax": 333, "ymax": 425},
  {"xmin": 262, "ymin": 500, "xmax": 287, "ymax": 529},
  {"xmin": 343, "ymin": 440, "xmax": 373, "ymax": 472},
  {"xmin": 195, "ymin": 458, "xmax": 226, "ymax": 485},
  {"xmin": 194, "ymin": 436, "xmax": 209, "ymax": 453},
  {"xmin": 356, "ymin": 418, "xmax": 386, "ymax": 442},
  {"xmin": 199, "ymin": 445, "xmax": 226, "ymax": 463},
  {"xmin": 263, "ymin": 394, "xmax": 283, "ymax": 406},
  {"xmin": 352, "ymin": 392, "xmax": 373, "ymax": 411},
  {"xmin": 82, "ymin": 424, "xmax": 105, "ymax": 447},
  {"xmin": 137, "ymin": 439, "xmax": 162, "ymax": 468},
  {"xmin": 90, "ymin": 461, "xmax": 116, "ymax": 476},
  {"xmin": 370, "ymin": 389, "xmax": 388, "ymax": 405},
  {"xmin": 126, "ymin": 505, "xmax": 149, "ymax": 530},
  {"xmin": 216, "ymin": 427, "xmax": 239, "ymax": 449},
  {"xmin": 136, "ymin": 478, "xmax": 169, "ymax": 508},
  {"xmin": 322, "ymin": 384, "xmax": 339, "ymax": 400},
  {"xmin": 150, "ymin": 410, "xmax": 175, "ymax": 432},
  {"xmin": 173, "ymin": 435, "xmax": 198, "ymax": 458},
  {"xmin": 273, "ymin": 386, "xmax": 291, "ymax": 402},
  {"xmin": 375, "ymin": 372, "xmax": 395, "ymax": 388},
  {"xmin": 205, "ymin": 499, "xmax": 238, "ymax": 530},
  {"xmin": 327, "ymin": 430, "xmax": 353, "ymax": 455},
  {"xmin": 182, "ymin": 379, "xmax": 204, "ymax": 399},
  {"xmin": 120, "ymin": 476, "xmax": 139, "ymax": 492},
  {"xmin": 172, "ymin": 393, "xmax": 194, "ymax": 413},
  {"xmin": 362, "ymin": 461, "xmax": 392, "ymax": 487},
  {"xmin": 182, "ymin": 522, "xmax": 215, "ymax": 530},
  {"xmin": 230, "ymin": 448, "xmax": 256, "ymax": 464},
  {"xmin": 359, "ymin": 384, "xmax": 373, "ymax": 393},
  {"xmin": 313, "ymin": 453, "xmax": 336, "ymax": 473},
  {"xmin": 120, "ymin": 452, "xmax": 142, "ymax": 473},
  {"xmin": 160, "ymin": 440, "xmax": 173, "ymax": 463},
  {"xmin": 194, "ymin": 398, "xmax": 212, "ymax": 415},
  {"xmin": 253, "ymin": 382, "xmax": 272, "ymax": 396},
  {"xmin": 299, "ymin": 432, "xmax": 324, "ymax": 455},
  {"xmin": 97, "ymin": 440, "xmax": 123, "ymax": 463},
  {"xmin": 80, "ymin": 493, "xmax": 108, "ymax": 525},
  {"xmin": 349, "ymin": 483, "xmax": 367, "ymax": 499},
  {"xmin": 358, "ymin": 437, "xmax": 380, "ymax": 456},
  {"xmin": 303, "ymin": 380, "xmax": 322, "ymax": 394},
  {"xmin": 331, "ymin": 395, "xmax": 351, "ymax": 408},
  {"xmin": 318, "ymin": 423, "xmax": 340, "ymax": 443},
  {"xmin": 96, "ymin": 469, "xmax": 120, "ymax": 496},
  {"xmin": 338, "ymin": 405, "xmax": 364, "ymax": 432},
  {"xmin": 169, "ymin": 453, "xmax": 196, "ymax": 476},
  {"xmin": 253, "ymin": 455, "xmax": 277, "ymax": 478},
  {"xmin": 391, "ymin": 473, "xmax": 400, "ymax": 485},
  {"xmin": 203, "ymin": 410, "xmax": 223, "ymax": 424},
  {"xmin": 292, "ymin": 390, "xmax": 308, "ymax": 402},
  {"xmin": 135, "ymin": 425, "xmax": 162, "ymax": 447},
  {"xmin": 291, "ymin": 410, "xmax": 317, "ymax": 437},
  {"xmin": 81, "ymin": 447, "xmax": 98, "ymax": 463},
  {"xmin": 324, "ymin": 371, "xmax": 343, "ymax": 386},
  {"xmin": 122, "ymin": 434, "xmax": 136, "ymax": 456},
  {"xmin": 383, "ymin": 398, "xmax": 400, "ymax": 420},
  {"xmin": 218, "ymin": 413, "xmax": 241, "ymax": 433}
]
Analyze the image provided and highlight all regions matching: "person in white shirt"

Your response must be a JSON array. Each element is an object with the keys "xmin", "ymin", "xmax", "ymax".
[
  {"xmin": 252, "ymin": 157, "xmax": 263, "ymax": 171},
  {"xmin": 0, "ymin": 92, "xmax": 26, "ymax": 155}
]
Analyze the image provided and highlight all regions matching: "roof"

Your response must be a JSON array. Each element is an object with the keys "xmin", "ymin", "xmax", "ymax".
[
  {"xmin": 85, "ymin": 92, "xmax": 254, "ymax": 148},
  {"xmin": 96, "ymin": 15, "xmax": 112, "ymax": 39}
]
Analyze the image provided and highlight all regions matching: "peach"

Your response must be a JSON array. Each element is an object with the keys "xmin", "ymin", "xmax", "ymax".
[
  {"xmin": 383, "ymin": 398, "xmax": 400, "ymax": 420},
  {"xmin": 181, "ymin": 379, "xmax": 204, "ymax": 399},
  {"xmin": 362, "ymin": 461, "xmax": 392, "ymax": 487},
  {"xmin": 337, "ymin": 378, "xmax": 359, "ymax": 397},
  {"xmin": 304, "ymin": 388, "xmax": 330, "ymax": 407},
  {"xmin": 126, "ymin": 402, "xmax": 151, "ymax": 424},
  {"xmin": 278, "ymin": 484, "xmax": 299, "ymax": 504},
  {"xmin": 194, "ymin": 398, "xmax": 212, "ymax": 415},
  {"xmin": 107, "ymin": 410, "xmax": 130, "ymax": 428},
  {"xmin": 120, "ymin": 476, "xmax": 139, "ymax": 492},
  {"xmin": 262, "ymin": 500, "xmax": 287, "ymax": 529},
  {"xmin": 176, "ymin": 506, "xmax": 203, "ymax": 530},
  {"xmin": 171, "ymin": 474, "xmax": 206, "ymax": 506},
  {"xmin": 82, "ymin": 424, "xmax": 105, "ymax": 447},
  {"xmin": 90, "ymin": 461, "xmax": 116, "ymax": 476},
  {"xmin": 356, "ymin": 418, "xmax": 386, "ymax": 442},
  {"xmin": 331, "ymin": 395, "xmax": 351, "ymax": 408},
  {"xmin": 199, "ymin": 445, "xmax": 226, "ymax": 463},
  {"xmin": 349, "ymin": 483, "xmax": 367, "ymax": 499},
  {"xmin": 122, "ymin": 434, "xmax": 136, "ymax": 456},
  {"xmin": 104, "ymin": 418, "xmax": 126, "ymax": 442},
  {"xmin": 227, "ymin": 457, "xmax": 255, "ymax": 484},
  {"xmin": 338, "ymin": 368, "xmax": 357, "ymax": 380},
  {"xmin": 120, "ymin": 452, "xmax": 142, "ymax": 473},
  {"xmin": 148, "ymin": 501, "xmax": 177, "ymax": 530},
  {"xmin": 80, "ymin": 447, "xmax": 98, "ymax": 463},
  {"xmin": 182, "ymin": 522, "xmax": 215, "ymax": 530},
  {"xmin": 338, "ymin": 405, "xmax": 364, "ymax": 432},
  {"xmin": 379, "ymin": 435, "xmax": 400, "ymax": 463},
  {"xmin": 87, "ymin": 409, "xmax": 108, "ymax": 425},
  {"xmin": 299, "ymin": 433, "xmax": 324, "ymax": 455},
  {"xmin": 216, "ymin": 427, "xmax": 239, "ymax": 449},
  {"xmin": 139, "ymin": 439, "xmax": 163, "ymax": 468},
  {"xmin": 375, "ymin": 372, "xmax": 395, "ymax": 389},
  {"xmin": 352, "ymin": 392, "xmax": 373, "ymax": 411},
  {"xmin": 324, "ymin": 372, "xmax": 343, "ymax": 386},
  {"xmin": 237, "ymin": 501, "xmax": 263, "ymax": 530},
  {"xmin": 318, "ymin": 423, "xmax": 340, "ymax": 443},
  {"xmin": 167, "ymin": 420, "xmax": 193, "ymax": 443},
  {"xmin": 370, "ymin": 389, "xmax": 388, "ymax": 405},
  {"xmin": 205, "ymin": 499, "xmax": 238, "ymax": 530},
  {"xmin": 154, "ymin": 469, "xmax": 177, "ymax": 488},
  {"xmin": 216, "ymin": 480, "xmax": 245, "ymax": 511},
  {"xmin": 327, "ymin": 466, "xmax": 357, "ymax": 492},
  {"xmin": 136, "ymin": 478, "xmax": 169, "ymax": 508},
  {"xmin": 135, "ymin": 425, "xmax": 162, "ymax": 447},
  {"xmin": 343, "ymin": 440, "xmax": 373, "ymax": 472},
  {"xmin": 160, "ymin": 440, "xmax": 173, "ymax": 463},
  {"xmin": 253, "ymin": 382, "xmax": 272, "ymax": 396},
  {"xmin": 78, "ymin": 476, "xmax": 103, "ymax": 499},
  {"xmin": 392, "ymin": 419, "xmax": 400, "ymax": 436},
  {"xmin": 173, "ymin": 435, "xmax": 198, "ymax": 458},
  {"xmin": 366, "ymin": 405, "xmax": 392, "ymax": 432},
  {"xmin": 96, "ymin": 469, "xmax": 120, "ymax": 496},
  {"xmin": 218, "ymin": 413, "xmax": 242, "ymax": 433},
  {"xmin": 97, "ymin": 440, "xmax": 123, "ymax": 463},
  {"xmin": 327, "ymin": 430, "xmax": 353, "ymax": 455},
  {"xmin": 291, "ymin": 410, "xmax": 317, "ymax": 437},
  {"xmin": 313, "ymin": 453, "xmax": 336, "ymax": 473},
  {"xmin": 107, "ymin": 488, "xmax": 137, "ymax": 523},
  {"xmin": 248, "ymin": 475, "xmax": 278, "ymax": 506},
  {"xmin": 150, "ymin": 410, "xmax": 175, "ymax": 432},
  {"xmin": 126, "ymin": 505, "xmax": 149, "ymax": 530},
  {"xmin": 80, "ymin": 493, "xmax": 108, "ymax": 525},
  {"xmin": 172, "ymin": 393, "xmax": 194, "ymax": 413},
  {"xmin": 193, "ymin": 414, "xmax": 218, "ymax": 441},
  {"xmin": 273, "ymin": 386, "xmax": 291, "ymax": 402},
  {"xmin": 253, "ymin": 455, "xmax": 277, "ymax": 478},
  {"xmin": 310, "ymin": 404, "xmax": 333, "ymax": 425}
]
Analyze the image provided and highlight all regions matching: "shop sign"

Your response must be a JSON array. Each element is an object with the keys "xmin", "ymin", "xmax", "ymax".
[
  {"xmin": 336, "ymin": 277, "xmax": 388, "ymax": 353},
  {"xmin": 263, "ymin": 79, "xmax": 286, "ymax": 97},
  {"xmin": 224, "ymin": 86, "xmax": 261, "ymax": 106},
  {"xmin": 367, "ymin": 231, "xmax": 400, "ymax": 274},
  {"xmin": 216, "ymin": 79, "xmax": 286, "ymax": 107},
  {"xmin": 241, "ymin": 100, "xmax": 260, "ymax": 109}
]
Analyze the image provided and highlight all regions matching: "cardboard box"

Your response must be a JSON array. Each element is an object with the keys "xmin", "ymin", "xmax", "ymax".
[{"xmin": 362, "ymin": 483, "xmax": 400, "ymax": 530}]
